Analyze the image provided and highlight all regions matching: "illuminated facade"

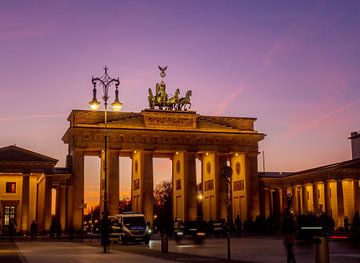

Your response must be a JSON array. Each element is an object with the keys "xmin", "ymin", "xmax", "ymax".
[
  {"xmin": 2, "ymin": 124, "xmax": 359, "ymax": 233},
  {"xmin": 0, "ymin": 146, "xmax": 70, "ymax": 233},
  {"xmin": 259, "ymin": 132, "xmax": 360, "ymax": 228},
  {"xmin": 62, "ymin": 109, "xmax": 265, "ymax": 229}
]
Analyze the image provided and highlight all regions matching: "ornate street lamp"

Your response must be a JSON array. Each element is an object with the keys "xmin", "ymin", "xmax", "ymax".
[
  {"xmin": 221, "ymin": 164, "xmax": 233, "ymax": 262},
  {"xmin": 287, "ymin": 190, "xmax": 293, "ymax": 211},
  {"xmin": 89, "ymin": 66, "xmax": 122, "ymax": 253},
  {"xmin": 197, "ymin": 193, "xmax": 203, "ymax": 221}
]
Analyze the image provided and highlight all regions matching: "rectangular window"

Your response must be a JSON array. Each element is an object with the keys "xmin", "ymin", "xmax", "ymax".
[
  {"xmin": 204, "ymin": 180, "xmax": 214, "ymax": 191},
  {"xmin": 4, "ymin": 206, "xmax": 15, "ymax": 225},
  {"xmin": 233, "ymin": 180, "xmax": 244, "ymax": 191},
  {"xmin": 176, "ymin": 179, "xmax": 181, "ymax": 190},
  {"xmin": 6, "ymin": 182, "xmax": 16, "ymax": 193}
]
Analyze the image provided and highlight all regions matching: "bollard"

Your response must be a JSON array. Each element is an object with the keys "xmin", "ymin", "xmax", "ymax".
[
  {"xmin": 314, "ymin": 236, "xmax": 329, "ymax": 263},
  {"xmin": 161, "ymin": 233, "xmax": 168, "ymax": 253}
]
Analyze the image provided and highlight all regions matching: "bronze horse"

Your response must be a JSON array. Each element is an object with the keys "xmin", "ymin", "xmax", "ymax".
[
  {"xmin": 178, "ymin": 90, "xmax": 192, "ymax": 111},
  {"xmin": 167, "ymin": 88, "xmax": 180, "ymax": 110},
  {"xmin": 148, "ymin": 83, "xmax": 192, "ymax": 111}
]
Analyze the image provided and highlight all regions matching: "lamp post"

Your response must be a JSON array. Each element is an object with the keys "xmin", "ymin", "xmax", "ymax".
[
  {"xmin": 287, "ymin": 190, "xmax": 293, "ymax": 211},
  {"xmin": 89, "ymin": 66, "xmax": 122, "ymax": 253},
  {"xmin": 221, "ymin": 164, "xmax": 233, "ymax": 262},
  {"xmin": 197, "ymin": 193, "xmax": 203, "ymax": 221}
]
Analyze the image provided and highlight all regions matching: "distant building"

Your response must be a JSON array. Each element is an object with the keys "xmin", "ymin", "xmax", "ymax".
[
  {"xmin": 259, "ymin": 132, "xmax": 360, "ymax": 228},
  {"xmin": 0, "ymin": 146, "xmax": 70, "ymax": 234}
]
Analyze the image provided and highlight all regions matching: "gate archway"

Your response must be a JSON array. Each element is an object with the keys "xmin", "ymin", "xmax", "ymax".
[{"xmin": 63, "ymin": 109, "xmax": 265, "ymax": 229}]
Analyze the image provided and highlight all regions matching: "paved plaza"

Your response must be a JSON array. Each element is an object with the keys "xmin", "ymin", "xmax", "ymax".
[{"xmin": 1, "ymin": 236, "xmax": 360, "ymax": 262}]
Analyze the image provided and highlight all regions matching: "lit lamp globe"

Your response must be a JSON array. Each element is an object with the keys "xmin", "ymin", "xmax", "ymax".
[
  {"xmin": 89, "ymin": 87, "xmax": 100, "ymax": 111},
  {"xmin": 89, "ymin": 98, "xmax": 100, "ymax": 111},
  {"xmin": 111, "ymin": 98, "xmax": 123, "ymax": 112}
]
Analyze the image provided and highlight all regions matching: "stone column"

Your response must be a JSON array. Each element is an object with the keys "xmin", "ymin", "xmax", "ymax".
[
  {"xmin": 302, "ymin": 184, "xmax": 308, "ymax": 214},
  {"xmin": 21, "ymin": 175, "xmax": 30, "ymax": 232},
  {"xmin": 292, "ymin": 186, "xmax": 298, "ymax": 214},
  {"xmin": 248, "ymin": 153, "xmax": 260, "ymax": 219},
  {"xmin": 279, "ymin": 187, "xmax": 285, "ymax": 212},
  {"xmin": 141, "ymin": 150, "xmax": 154, "ymax": 224},
  {"xmin": 172, "ymin": 151, "xmax": 186, "ymax": 221},
  {"xmin": 313, "ymin": 183, "xmax": 319, "ymax": 213},
  {"xmin": 342, "ymin": 179, "xmax": 355, "ymax": 220},
  {"xmin": 131, "ymin": 151, "xmax": 140, "ymax": 213},
  {"xmin": 324, "ymin": 180, "xmax": 330, "ymax": 215},
  {"xmin": 36, "ymin": 175, "xmax": 45, "ymax": 232},
  {"xmin": 337, "ymin": 180, "xmax": 345, "ymax": 226},
  {"xmin": 108, "ymin": 150, "xmax": 120, "ymax": 215},
  {"xmin": 264, "ymin": 188, "xmax": 271, "ymax": 217},
  {"xmin": 354, "ymin": 180, "xmax": 360, "ymax": 213},
  {"xmin": 282, "ymin": 187, "xmax": 289, "ymax": 210},
  {"xmin": 273, "ymin": 188, "xmax": 281, "ymax": 223},
  {"xmin": 184, "ymin": 151, "xmax": 197, "ymax": 221},
  {"xmin": 66, "ymin": 182, "xmax": 73, "ymax": 231},
  {"xmin": 44, "ymin": 176, "xmax": 52, "ymax": 231},
  {"xmin": 55, "ymin": 186, "xmax": 60, "ymax": 220},
  {"xmin": 72, "ymin": 149, "xmax": 85, "ymax": 230},
  {"xmin": 216, "ymin": 153, "xmax": 228, "ymax": 221},
  {"xmin": 59, "ymin": 185, "xmax": 67, "ymax": 231}
]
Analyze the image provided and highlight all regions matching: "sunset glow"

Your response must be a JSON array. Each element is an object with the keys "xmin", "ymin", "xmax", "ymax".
[{"xmin": 1, "ymin": 1, "xmax": 359, "ymax": 209}]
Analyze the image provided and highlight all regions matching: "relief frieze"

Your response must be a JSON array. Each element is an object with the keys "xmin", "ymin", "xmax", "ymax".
[
  {"xmin": 79, "ymin": 131, "xmax": 254, "ymax": 147},
  {"xmin": 143, "ymin": 111, "xmax": 197, "ymax": 130}
]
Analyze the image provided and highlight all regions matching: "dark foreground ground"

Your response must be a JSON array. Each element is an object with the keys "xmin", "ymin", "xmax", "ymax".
[{"xmin": 1, "ymin": 234, "xmax": 360, "ymax": 262}]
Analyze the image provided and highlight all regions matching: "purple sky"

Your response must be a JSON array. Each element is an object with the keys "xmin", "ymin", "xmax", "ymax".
[{"xmin": 1, "ymin": 1, "xmax": 360, "ymax": 206}]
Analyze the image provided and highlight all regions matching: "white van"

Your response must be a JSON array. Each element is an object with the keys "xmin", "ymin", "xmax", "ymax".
[{"xmin": 109, "ymin": 212, "xmax": 151, "ymax": 244}]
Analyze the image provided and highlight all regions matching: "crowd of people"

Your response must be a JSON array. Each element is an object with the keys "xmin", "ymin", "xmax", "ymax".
[
  {"xmin": 4, "ymin": 210, "xmax": 360, "ymax": 241},
  {"xmin": 167, "ymin": 210, "xmax": 360, "ymax": 240}
]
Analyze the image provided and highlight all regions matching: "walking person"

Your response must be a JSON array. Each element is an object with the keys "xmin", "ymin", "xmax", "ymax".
[
  {"xmin": 281, "ymin": 208, "xmax": 297, "ymax": 263},
  {"xmin": 8, "ymin": 220, "xmax": 16, "ymax": 241},
  {"xmin": 235, "ymin": 215, "xmax": 242, "ymax": 236},
  {"xmin": 30, "ymin": 220, "xmax": 38, "ymax": 241}
]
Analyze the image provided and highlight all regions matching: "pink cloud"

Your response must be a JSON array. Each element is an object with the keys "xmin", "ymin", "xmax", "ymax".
[
  {"xmin": 0, "ymin": 114, "xmax": 66, "ymax": 123},
  {"xmin": 279, "ymin": 98, "xmax": 359, "ymax": 139},
  {"xmin": 215, "ymin": 84, "xmax": 245, "ymax": 116},
  {"xmin": 260, "ymin": 0, "xmax": 328, "ymax": 71},
  {"xmin": 0, "ymin": 9, "xmax": 52, "ymax": 40}
]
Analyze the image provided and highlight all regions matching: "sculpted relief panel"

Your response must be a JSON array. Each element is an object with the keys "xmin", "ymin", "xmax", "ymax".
[
  {"xmin": 77, "ymin": 131, "xmax": 257, "ymax": 150},
  {"xmin": 142, "ymin": 111, "xmax": 197, "ymax": 130}
]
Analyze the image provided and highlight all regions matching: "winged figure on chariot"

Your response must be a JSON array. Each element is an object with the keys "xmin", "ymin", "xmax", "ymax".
[{"xmin": 148, "ymin": 66, "xmax": 192, "ymax": 111}]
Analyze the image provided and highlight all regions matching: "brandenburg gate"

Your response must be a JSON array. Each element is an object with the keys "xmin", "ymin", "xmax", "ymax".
[{"xmin": 62, "ymin": 67, "xmax": 265, "ymax": 230}]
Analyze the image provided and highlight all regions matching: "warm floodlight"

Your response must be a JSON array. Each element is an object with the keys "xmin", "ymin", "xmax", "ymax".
[
  {"xmin": 89, "ymin": 87, "xmax": 100, "ymax": 110},
  {"xmin": 111, "ymin": 86, "xmax": 123, "ymax": 112}
]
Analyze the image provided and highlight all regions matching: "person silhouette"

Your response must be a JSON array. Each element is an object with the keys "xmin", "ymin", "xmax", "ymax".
[
  {"xmin": 281, "ymin": 209, "xmax": 297, "ymax": 263},
  {"xmin": 8, "ymin": 220, "xmax": 16, "ymax": 241},
  {"xmin": 30, "ymin": 220, "xmax": 38, "ymax": 241},
  {"xmin": 235, "ymin": 215, "xmax": 242, "ymax": 236}
]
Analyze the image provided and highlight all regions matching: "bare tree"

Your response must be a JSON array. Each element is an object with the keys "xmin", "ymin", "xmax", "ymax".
[{"xmin": 153, "ymin": 180, "xmax": 172, "ymax": 234}]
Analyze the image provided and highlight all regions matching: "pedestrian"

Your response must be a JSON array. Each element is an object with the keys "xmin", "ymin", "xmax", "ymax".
[
  {"xmin": 235, "ymin": 215, "xmax": 242, "ymax": 236},
  {"xmin": 281, "ymin": 208, "xmax": 297, "ymax": 263},
  {"xmin": 344, "ymin": 216, "xmax": 349, "ymax": 232},
  {"xmin": 8, "ymin": 220, "xmax": 16, "ymax": 241},
  {"xmin": 30, "ymin": 220, "xmax": 38, "ymax": 241}
]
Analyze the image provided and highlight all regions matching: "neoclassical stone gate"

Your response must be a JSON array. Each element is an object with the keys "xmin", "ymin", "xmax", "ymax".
[{"xmin": 63, "ymin": 109, "xmax": 265, "ymax": 229}]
